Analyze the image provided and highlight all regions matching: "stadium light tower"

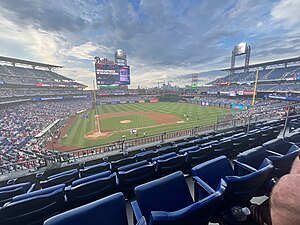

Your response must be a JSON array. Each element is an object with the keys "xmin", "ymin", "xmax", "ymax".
[{"xmin": 230, "ymin": 42, "xmax": 251, "ymax": 75}]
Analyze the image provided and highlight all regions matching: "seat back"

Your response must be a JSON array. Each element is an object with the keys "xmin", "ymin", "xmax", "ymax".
[
  {"xmin": 157, "ymin": 146, "xmax": 178, "ymax": 155},
  {"xmin": 0, "ymin": 184, "xmax": 65, "ymax": 225},
  {"xmin": 118, "ymin": 161, "xmax": 156, "ymax": 198},
  {"xmin": 66, "ymin": 171, "xmax": 117, "ymax": 208},
  {"xmin": 178, "ymin": 145, "xmax": 199, "ymax": 155},
  {"xmin": 149, "ymin": 183, "xmax": 225, "ymax": 225},
  {"xmin": 40, "ymin": 169, "xmax": 79, "ymax": 188},
  {"xmin": 79, "ymin": 162, "xmax": 111, "ymax": 178},
  {"xmin": 44, "ymin": 192, "xmax": 128, "ymax": 225},
  {"xmin": 136, "ymin": 150, "xmax": 159, "ymax": 162},
  {"xmin": 0, "ymin": 182, "xmax": 33, "ymax": 207},
  {"xmin": 186, "ymin": 146, "xmax": 213, "ymax": 168},
  {"xmin": 154, "ymin": 154, "xmax": 186, "ymax": 176},
  {"xmin": 225, "ymin": 159, "xmax": 273, "ymax": 205},
  {"xmin": 191, "ymin": 156, "xmax": 233, "ymax": 197},
  {"xmin": 135, "ymin": 172, "xmax": 193, "ymax": 222},
  {"xmin": 263, "ymin": 138, "xmax": 299, "ymax": 155},
  {"xmin": 111, "ymin": 156, "xmax": 137, "ymax": 172},
  {"xmin": 236, "ymin": 146, "xmax": 267, "ymax": 174}
]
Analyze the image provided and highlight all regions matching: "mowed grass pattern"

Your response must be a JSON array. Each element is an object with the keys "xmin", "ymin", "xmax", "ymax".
[
  {"xmin": 60, "ymin": 102, "xmax": 235, "ymax": 148},
  {"xmin": 100, "ymin": 115, "xmax": 155, "ymax": 132}
]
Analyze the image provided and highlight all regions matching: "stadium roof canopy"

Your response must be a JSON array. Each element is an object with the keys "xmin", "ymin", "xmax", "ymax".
[
  {"xmin": 222, "ymin": 56, "xmax": 300, "ymax": 72},
  {"xmin": 0, "ymin": 56, "xmax": 62, "ymax": 69}
]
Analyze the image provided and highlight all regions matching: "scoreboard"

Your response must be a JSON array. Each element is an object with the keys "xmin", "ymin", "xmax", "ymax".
[{"xmin": 95, "ymin": 64, "xmax": 130, "ymax": 86}]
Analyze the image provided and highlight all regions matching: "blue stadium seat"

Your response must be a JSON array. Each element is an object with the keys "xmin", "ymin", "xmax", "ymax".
[
  {"xmin": 156, "ymin": 145, "xmax": 178, "ymax": 155},
  {"xmin": 44, "ymin": 192, "xmax": 145, "ymax": 225},
  {"xmin": 177, "ymin": 145, "xmax": 199, "ymax": 154},
  {"xmin": 117, "ymin": 160, "xmax": 156, "ymax": 198},
  {"xmin": 284, "ymin": 128, "xmax": 300, "ymax": 145},
  {"xmin": 40, "ymin": 169, "xmax": 79, "ymax": 189},
  {"xmin": 231, "ymin": 134, "xmax": 249, "ymax": 156},
  {"xmin": 184, "ymin": 145, "xmax": 213, "ymax": 170},
  {"xmin": 151, "ymin": 152, "xmax": 186, "ymax": 176},
  {"xmin": 212, "ymin": 139, "xmax": 233, "ymax": 158},
  {"xmin": 237, "ymin": 143, "xmax": 300, "ymax": 179},
  {"xmin": 0, "ymin": 184, "xmax": 65, "ymax": 225},
  {"xmin": 262, "ymin": 138, "xmax": 299, "ymax": 155},
  {"xmin": 136, "ymin": 150, "xmax": 159, "ymax": 162},
  {"xmin": 111, "ymin": 155, "xmax": 137, "ymax": 172},
  {"xmin": 65, "ymin": 171, "xmax": 117, "ymax": 208},
  {"xmin": 192, "ymin": 155, "xmax": 273, "ymax": 207},
  {"xmin": 131, "ymin": 171, "xmax": 226, "ymax": 225},
  {"xmin": 0, "ymin": 182, "xmax": 35, "ymax": 207},
  {"xmin": 79, "ymin": 162, "xmax": 111, "ymax": 178}
]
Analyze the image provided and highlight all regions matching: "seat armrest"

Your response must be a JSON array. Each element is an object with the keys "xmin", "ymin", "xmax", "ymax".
[
  {"xmin": 136, "ymin": 216, "xmax": 147, "ymax": 225},
  {"xmin": 28, "ymin": 183, "xmax": 36, "ymax": 193},
  {"xmin": 192, "ymin": 176, "xmax": 215, "ymax": 200},
  {"xmin": 7, "ymin": 178, "xmax": 17, "ymax": 185},
  {"xmin": 36, "ymin": 172, "xmax": 44, "ymax": 180},
  {"xmin": 233, "ymin": 160, "xmax": 257, "ymax": 173},
  {"xmin": 265, "ymin": 150, "xmax": 283, "ymax": 157},
  {"xmin": 131, "ymin": 200, "xmax": 143, "ymax": 222}
]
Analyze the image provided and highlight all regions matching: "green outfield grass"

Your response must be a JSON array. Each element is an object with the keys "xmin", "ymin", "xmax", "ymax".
[{"xmin": 60, "ymin": 102, "xmax": 235, "ymax": 148}]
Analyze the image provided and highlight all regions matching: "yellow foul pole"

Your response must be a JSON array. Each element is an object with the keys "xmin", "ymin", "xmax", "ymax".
[{"xmin": 252, "ymin": 70, "xmax": 259, "ymax": 106}]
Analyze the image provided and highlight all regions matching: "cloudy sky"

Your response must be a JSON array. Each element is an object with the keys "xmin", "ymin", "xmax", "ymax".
[{"xmin": 0, "ymin": 0, "xmax": 300, "ymax": 88}]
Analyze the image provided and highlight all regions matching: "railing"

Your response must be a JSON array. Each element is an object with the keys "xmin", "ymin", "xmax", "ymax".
[{"xmin": 1, "ymin": 102, "xmax": 300, "ymax": 175}]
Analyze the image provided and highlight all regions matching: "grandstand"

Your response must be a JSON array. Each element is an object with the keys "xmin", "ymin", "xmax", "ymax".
[
  {"xmin": 0, "ymin": 56, "xmax": 91, "ymax": 175},
  {"xmin": 1, "ymin": 52, "xmax": 300, "ymax": 225}
]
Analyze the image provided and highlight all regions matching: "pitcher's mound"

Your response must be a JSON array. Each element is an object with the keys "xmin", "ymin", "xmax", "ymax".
[
  {"xmin": 85, "ymin": 131, "xmax": 112, "ymax": 139},
  {"xmin": 120, "ymin": 120, "xmax": 132, "ymax": 124}
]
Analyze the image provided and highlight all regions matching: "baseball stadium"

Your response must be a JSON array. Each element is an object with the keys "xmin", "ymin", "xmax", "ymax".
[{"xmin": 1, "ymin": 1, "xmax": 300, "ymax": 225}]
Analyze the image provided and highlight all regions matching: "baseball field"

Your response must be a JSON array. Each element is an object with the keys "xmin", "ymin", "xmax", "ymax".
[{"xmin": 59, "ymin": 102, "xmax": 235, "ymax": 149}]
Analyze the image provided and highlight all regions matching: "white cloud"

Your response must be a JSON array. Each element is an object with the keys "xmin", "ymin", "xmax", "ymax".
[
  {"xmin": 64, "ymin": 42, "xmax": 99, "ymax": 60},
  {"xmin": 271, "ymin": 0, "xmax": 300, "ymax": 27}
]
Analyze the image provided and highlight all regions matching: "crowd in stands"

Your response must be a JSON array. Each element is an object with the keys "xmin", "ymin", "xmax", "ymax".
[
  {"xmin": 0, "ymin": 88, "xmax": 87, "ymax": 100},
  {"xmin": 0, "ymin": 99, "xmax": 92, "ymax": 169},
  {"xmin": 0, "ymin": 64, "xmax": 84, "ymax": 88},
  {"xmin": 202, "ymin": 82, "xmax": 300, "ymax": 93},
  {"xmin": 213, "ymin": 65, "xmax": 300, "ymax": 83}
]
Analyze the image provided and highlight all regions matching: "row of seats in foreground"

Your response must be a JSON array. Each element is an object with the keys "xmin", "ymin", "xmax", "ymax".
[
  {"xmin": 1, "ymin": 135, "xmax": 299, "ymax": 225},
  {"xmin": 42, "ymin": 150, "xmax": 285, "ymax": 225}
]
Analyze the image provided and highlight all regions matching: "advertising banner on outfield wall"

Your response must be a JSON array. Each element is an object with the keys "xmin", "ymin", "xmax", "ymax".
[
  {"xmin": 243, "ymin": 91, "xmax": 255, "ymax": 95},
  {"xmin": 120, "ymin": 101, "xmax": 127, "ymax": 104},
  {"xmin": 139, "ymin": 100, "xmax": 145, "ymax": 103},
  {"xmin": 111, "ymin": 101, "xmax": 118, "ymax": 104},
  {"xmin": 150, "ymin": 98, "xmax": 159, "ymax": 103},
  {"xmin": 129, "ymin": 101, "xmax": 135, "ymax": 104}
]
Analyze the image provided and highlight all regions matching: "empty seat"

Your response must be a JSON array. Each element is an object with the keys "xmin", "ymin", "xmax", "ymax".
[
  {"xmin": 231, "ymin": 134, "xmax": 249, "ymax": 156},
  {"xmin": 185, "ymin": 145, "xmax": 213, "ymax": 171},
  {"xmin": 178, "ymin": 145, "xmax": 199, "ymax": 154},
  {"xmin": 44, "ymin": 192, "xmax": 145, "ymax": 225},
  {"xmin": 157, "ymin": 146, "xmax": 178, "ymax": 155},
  {"xmin": 151, "ymin": 152, "xmax": 186, "ymax": 176},
  {"xmin": 117, "ymin": 160, "xmax": 156, "ymax": 198},
  {"xmin": 237, "ymin": 144, "xmax": 300, "ymax": 179},
  {"xmin": 131, "ymin": 171, "xmax": 226, "ymax": 225},
  {"xmin": 263, "ymin": 138, "xmax": 299, "ymax": 155},
  {"xmin": 212, "ymin": 139, "xmax": 233, "ymax": 158},
  {"xmin": 40, "ymin": 169, "xmax": 79, "ymax": 189},
  {"xmin": 65, "ymin": 171, "xmax": 117, "ymax": 208},
  {"xmin": 111, "ymin": 156, "xmax": 137, "ymax": 172},
  {"xmin": 136, "ymin": 150, "xmax": 158, "ymax": 162},
  {"xmin": 79, "ymin": 162, "xmax": 111, "ymax": 178},
  {"xmin": 192, "ymin": 155, "xmax": 273, "ymax": 207},
  {"xmin": 0, "ymin": 182, "xmax": 35, "ymax": 207},
  {"xmin": 0, "ymin": 184, "xmax": 65, "ymax": 225}
]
